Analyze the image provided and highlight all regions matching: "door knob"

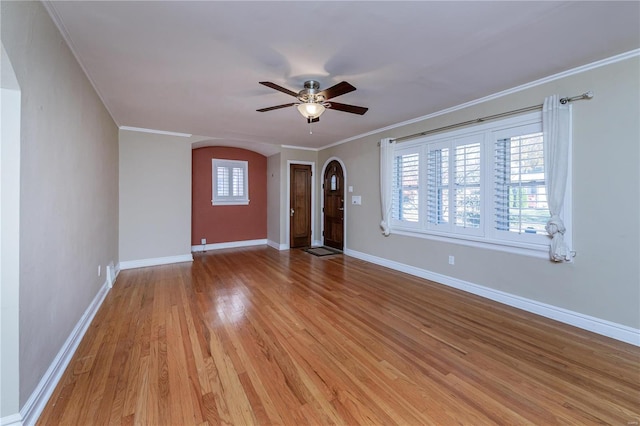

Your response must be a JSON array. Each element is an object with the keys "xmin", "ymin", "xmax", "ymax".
[{"xmin": 290, "ymin": 208, "xmax": 295, "ymax": 216}]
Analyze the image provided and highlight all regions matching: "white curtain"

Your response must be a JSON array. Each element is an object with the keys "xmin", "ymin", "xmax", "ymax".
[
  {"xmin": 543, "ymin": 95, "xmax": 572, "ymax": 262},
  {"xmin": 379, "ymin": 138, "xmax": 396, "ymax": 236}
]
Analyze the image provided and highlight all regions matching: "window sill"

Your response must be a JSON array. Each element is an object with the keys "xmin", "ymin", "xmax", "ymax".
[
  {"xmin": 211, "ymin": 200, "xmax": 250, "ymax": 206},
  {"xmin": 390, "ymin": 227, "xmax": 552, "ymax": 259}
]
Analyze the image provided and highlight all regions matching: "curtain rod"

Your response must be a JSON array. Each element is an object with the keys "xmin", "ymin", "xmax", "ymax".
[{"xmin": 384, "ymin": 91, "xmax": 593, "ymax": 144}]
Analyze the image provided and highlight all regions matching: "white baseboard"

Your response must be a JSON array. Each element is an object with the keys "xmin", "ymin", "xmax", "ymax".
[
  {"xmin": 312, "ymin": 240, "xmax": 323, "ymax": 247},
  {"xmin": 119, "ymin": 254, "xmax": 193, "ymax": 270},
  {"xmin": 18, "ymin": 279, "xmax": 112, "ymax": 426},
  {"xmin": 0, "ymin": 413, "xmax": 22, "ymax": 426},
  {"xmin": 344, "ymin": 248, "xmax": 640, "ymax": 347},
  {"xmin": 267, "ymin": 240, "xmax": 288, "ymax": 251},
  {"xmin": 192, "ymin": 239, "xmax": 267, "ymax": 252}
]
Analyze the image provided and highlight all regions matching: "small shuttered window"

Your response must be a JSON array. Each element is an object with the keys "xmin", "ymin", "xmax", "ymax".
[{"xmin": 212, "ymin": 159, "xmax": 249, "ymax": 205}]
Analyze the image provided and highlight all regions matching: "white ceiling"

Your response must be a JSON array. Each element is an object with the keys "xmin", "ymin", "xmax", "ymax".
[{"xmin": 46, "ymin": 1, "xmax": 639, "ymax": 152}]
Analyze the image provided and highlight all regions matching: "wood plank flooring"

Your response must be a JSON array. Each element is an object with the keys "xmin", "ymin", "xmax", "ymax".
[{"xmin": 38, "ymin": 247, "xmax": 640, "ymax": 425}]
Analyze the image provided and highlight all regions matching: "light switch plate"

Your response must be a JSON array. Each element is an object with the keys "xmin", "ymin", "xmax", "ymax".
[{"xmin": 348, "ymin": 186, "xmax": 353, "ymax": 193}]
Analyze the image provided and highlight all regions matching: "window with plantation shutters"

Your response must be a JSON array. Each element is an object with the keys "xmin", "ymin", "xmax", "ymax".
[
  {"xmin": 387, "ymin": 110, "xmax": 571, "ymax": 257},
  {"xmin": 212, "ymin": 159, "xmax": 249, "ymax": 205},
  {"xmin": 391, "ymin": 149, "xmax": 420, "ymax": 225}
]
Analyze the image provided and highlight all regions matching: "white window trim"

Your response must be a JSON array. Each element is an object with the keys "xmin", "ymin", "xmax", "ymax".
[
  {"xmin": 390, "ymin": 111, "xmax": 572, "ymax": 257},
  {"xmin": 212, "ymin": 159, "xmax": 249, "ymax": 206}
]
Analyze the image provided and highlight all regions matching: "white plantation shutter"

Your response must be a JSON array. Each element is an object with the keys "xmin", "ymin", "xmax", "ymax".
[
  {"xmin": 391, "ymin": 150, "xmax": 420, "ymax": 224},
  {"xmin": 454, "ymin": 141, "xmax": 481, "ymax": 230},
  {"xmin": 425, "ymin": 138, "xmax": 482, "ymax": 236},
  {"xmin": 494, "ymin": 131, "xmax": 548, "ymax": 235},
  {"xmin": 212, "ymin": 159, "xmax": 249, "ymax": 205},
  {"xmin": 494, "ymin": 137, "xmax": 509, "ymax": 230},
  {"xmin": 427, "ymin": 146, "xmax": 449, "ymax": 226},
  {"xmin": 232, "ymin": 167, "xmax": 244, "ymax": 196},
  {"xmin": 217, "ymin": 166, "xmax": 229, "ymax": 196}
]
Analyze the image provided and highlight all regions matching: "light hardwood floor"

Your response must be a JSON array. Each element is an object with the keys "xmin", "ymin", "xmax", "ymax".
[{"xmin": 38, "ymin": 247, "xmax": 640, "ymax": 425}]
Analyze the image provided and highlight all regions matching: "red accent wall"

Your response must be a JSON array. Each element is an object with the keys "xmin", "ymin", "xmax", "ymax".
[{"xmin": 192, "ymin": 147, "xmax": 267, "ymax": 245}]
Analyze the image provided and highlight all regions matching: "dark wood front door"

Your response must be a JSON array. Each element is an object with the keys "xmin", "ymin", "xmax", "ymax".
[
  {"xmin": 323, "ymin": 160, "xmax": 344, "ymax": 250},
  {"xmin": 290, "ymin": 163, "xmax": 312, "ymax": 248}
]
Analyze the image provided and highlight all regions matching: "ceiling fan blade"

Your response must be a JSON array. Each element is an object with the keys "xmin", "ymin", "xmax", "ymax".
[
  {"xmin": 259, "ymin": 81, "xmax": 298, "ymax": 97},
  {"xmin": 318, "ymin": 81, "xmax": 356, "ymax": 100},
  {"xmin": 256, "ymin": 103, "xmax": 296, "ymax": 112},
  {"xmin": 326, "ymin": 101, "xmax": 368, "ymax": 115}
]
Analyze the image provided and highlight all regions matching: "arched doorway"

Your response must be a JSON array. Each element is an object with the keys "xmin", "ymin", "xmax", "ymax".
[{"xmin": 323, "ymin": 160, "xmax": 344, "ymax": 250}]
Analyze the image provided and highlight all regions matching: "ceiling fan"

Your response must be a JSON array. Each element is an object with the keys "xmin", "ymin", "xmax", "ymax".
[{"xmin": 257, "ymin": 80, "xmax": 368, "ymax": 124}]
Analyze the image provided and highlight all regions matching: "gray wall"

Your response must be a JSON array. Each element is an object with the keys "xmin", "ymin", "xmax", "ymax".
[
  {"xmin": 1, "ymin": 0, "xmax": 119, "ymax": 407},
  {"xmin": 319, "ymin": 56, "xmax": 640, "ymax": 329},
  {"xmin": 119, "ymin": 130, "xmax": 192, "ymax": 262}
]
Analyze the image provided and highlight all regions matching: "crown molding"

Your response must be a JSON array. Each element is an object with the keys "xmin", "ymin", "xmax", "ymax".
[
  {"xmin": 319, "ymin": 49, "xmax": 640, "ymax": 151},
  {"xmin": 41, "ymin": 1, "xmax": 119, "ymax": 126},
  {"xmin": 119, "ymin": 126, "xmax": 192, "ymax": 138},
  {"xmin": 280, "ymin": 144, "xmax": 319, "ymax": 152}
]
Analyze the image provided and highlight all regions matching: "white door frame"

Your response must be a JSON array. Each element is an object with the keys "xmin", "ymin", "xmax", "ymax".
[{"xmin": 285, "ymin": 160, "xmax": 316, "ymax": 249}]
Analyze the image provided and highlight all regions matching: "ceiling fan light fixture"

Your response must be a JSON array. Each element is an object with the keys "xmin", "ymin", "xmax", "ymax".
[{"xmin": 297, "ymin": 102, "xmax": 325, "ymax": 119}]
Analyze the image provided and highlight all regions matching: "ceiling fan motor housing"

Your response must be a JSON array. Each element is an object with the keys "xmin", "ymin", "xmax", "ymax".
[{"xmin": 298, "ymin": 80, "xmax": 324, "ymax": 103}]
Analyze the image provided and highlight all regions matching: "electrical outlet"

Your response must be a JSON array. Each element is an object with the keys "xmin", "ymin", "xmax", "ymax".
[
  {"xmin": 448, "ymin": 255, "xmax": 455, "ymax": 265},
  {"xmin": 201, "ymin": 238, "xmax": 207, "ymax": 245},
  {"xmin": 98, "ymin": 265, "xmax": 101, "ymax": 277}
]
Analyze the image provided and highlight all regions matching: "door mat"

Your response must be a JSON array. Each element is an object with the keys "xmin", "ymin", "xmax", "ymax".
[{"xmin": 304, "ymin": 246, "xmax": 343, "ymax": 257}]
